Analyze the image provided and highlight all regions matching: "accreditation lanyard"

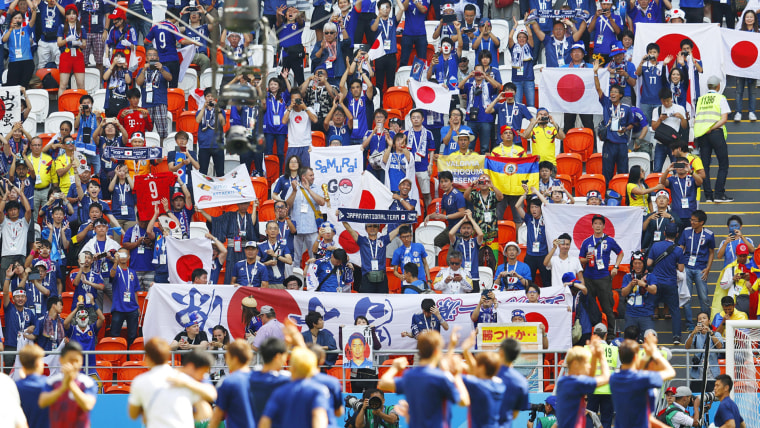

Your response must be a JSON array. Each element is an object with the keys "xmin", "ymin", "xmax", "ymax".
[
  {"xmin": 245, "ymin": 262, "xmax": 258, "ymax": 285},
  {"xmin": 460, "ymin": 238, "xmax": 473, "ymax": 265},
  {"xmin": 269, "ymin": 94, "xmax": 281, "ymax": 116},
  {"xmin": 380, "ymin": 18, "xmax": 391, "ymax": 42},
  {"xmin": 237, "ymin": 214, "xmax": 247, "ymax": 236},
  {"xmin": 117, "ymin": 182, "xmax": 129, "ymax": 204},
  {"xmin": 369, "ymin": 238, "xmax": 379, "ymax": 262},
  {"xmin": 117, "ymin": 268, "xmax": 131, "ymax": 295},
  {"xmin": 553, "ymin": 38, "xmax": 567, "ymax": 60},
  {"xmin": 504, "ymin": 103, "xmax": 518, "ymax": 127},
  {"xmin": 592, "ymin": 235, "xmax": 605, "ymax": 259},
  {"xmin": 689, "ymin": 230, "xmax": 703, "ymax": 257}
]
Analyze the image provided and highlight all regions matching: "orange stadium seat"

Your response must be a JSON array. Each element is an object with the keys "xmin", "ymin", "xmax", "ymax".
[
  {"xmin": 167, "ymin": 88, "xmax": 186, "ymax": 118},
  {"xmin": 438, "ymin": 245, "xmax": 449, "ymax": 267},
  {"xmin": 177, "ymin": 111, "xmax": 199, "ymax": 137},
  {"xmin": 36, "ymin": 68, "xmax": 60, "ymax": 94},
  {"xmin": 129, "ymin": 337, "xmax": 145, "ymax": 362},
  {"xmin": 265, "ymin": 155, "xmax": 280, "ymax": 184},
  {"xmin": 104, "ymin": 384, "xmax": 131, "ymax": 394},
  {"xmin": 555, "ymin": 174, "xmax": 573, "ymax": 193},
  {"xmin": 60, "ymin": 292, "xmax": 74, "ymax": 318},
  {"xmin": 576, "ymin": 174, "xmax": 606, "ymax": 197},
  {"xmin": 96, "ymin": 360, "xmax": 113, "ymax": 384},
  {"xmin": 382, "ymin": 87, "xmax": 414, "ymax": 118},
  {"xmin": 556, "ymin": 153, "xmax": 583, "ymax": 186},
  {"xmin": 586, "ymin": 153, "xmax": 603, "ymax": 175},
  {"xmin": 645, "ymin": 173, "xmax": 664, "ymax": 189},
  {"xmin": 497, "ymin": 220, "xmax": 516, "ymax": 245},
  {"xmin": 96, "ymin": 337, "xmax": 128, "ymax": 367},
  {"xmin": 117, "ymin": 361, "xmax": 149, "ymax": 386},
  {"xmin": 609, "ymin": 174, "xmax": 629, "ymax": 202},
  {"xmin": 259, "ymin": 200, "xmax": 276, "ymax": 222},
  {"xmin": 427, "ymin": 198, "xmax": 442, "ymax": 216},
  {"xmin": 387, "ymin": 267, "xmax": 401, "ymax": 294},
  {"xmin": 58, "ymin": 89, "xmax": 88, "ymax": 114},
  {"xmin": 563, "ymin": 128, "xmax": 594, "ymax": 162},
  {"xmin": 252, "ymin": 177, "xmax": 269, "ymax": 202},
  {"xmin": 312, "ymin": 131, "xmax": 326, "ymax": 147}
]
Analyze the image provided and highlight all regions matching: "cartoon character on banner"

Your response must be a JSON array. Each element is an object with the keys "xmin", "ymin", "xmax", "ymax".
[
  {"xmin": 353, "ymin": 297, "xmax": 393, "ymax": 346},
  {"xmin": 288, "ymin": 296, "xmax": 341, "ymax": 328},
  {"xmin": 172, "ymin": 287, "xmax": 224, "ymax": 337},
  {"xmin": 435, "ymin": 296, "xmax": 478, "ymax": 322},
  {"xmin": 342, "ymin": 326, "xmax": 373, "ymax": 369}
]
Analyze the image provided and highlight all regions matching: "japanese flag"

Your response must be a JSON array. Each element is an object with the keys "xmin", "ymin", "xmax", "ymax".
[
  {"xmin": 368, "ymin": 34, "xmax": 385, "ymax": 61},
  {"xmin": 167, "ymin": 236, "xmax": 213, "ymax": 284},
  {"xmin": 538, "ymin": 68, "xmax": 609, "ymax": 115},
  {"xmin": 721, "ymin": 28, "xmax": 760, "ymax": 79},
  {"xmin": 409, "ymin": 80, "xmax": 451, "ymax": 115}
]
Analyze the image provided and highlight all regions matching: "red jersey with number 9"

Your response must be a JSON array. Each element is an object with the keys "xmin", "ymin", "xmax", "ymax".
[{"xmin": 133, "ymin": 172, "xmax": 175, "ymax": 221}]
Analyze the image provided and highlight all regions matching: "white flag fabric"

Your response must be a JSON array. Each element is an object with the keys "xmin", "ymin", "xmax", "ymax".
[
  {"xmin": 178, "ymin": 44, "xmax": 196, "ymax": 83},
  {"xmin": 721, "ymin": 28, "xmax": 760, "ymax": 79},
  {"xmin": 538, "ymin": 68, "xmax": 609, "ymax": 114},
  {"xmin": 0, "ymin": 86, "xmax": 22, "ymax": 135},
  {"xmin": 368, "ymin": 34, "xmax": 385, "ymax": 61},
  {"xmin": 311, "ymin": 146, "xmax": 364, "ymax": 212},
  {"xmin": 632, "ymin": 23, "xmax": 724, "ymax": 101},
  {"xmin": 409, "ymin": 80, "xmax": 451, "ymax": 114},
  {"xmin": 191, "ymin": 164, "xmax": 257, "ymax": 209},
  {"xmin": 167, "ymin": 236, "xmax": 213, "ymax": 284},
  {"xmin": 542, "ymin": 205, "xmax": 643, "ymax": 263}
]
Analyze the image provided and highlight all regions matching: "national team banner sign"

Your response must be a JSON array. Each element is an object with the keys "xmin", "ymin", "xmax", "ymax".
[
  {"xmin": 143, "ymin": 285, "xmax": 573, "ymax": 351},
  {"xmin": 437, "ymin": 153, "xmax": 485, "ymax": 189},
  {"xmin": 542, "ymin": 204, "xmax": 643, "ymax": 262},
  {"xmin": 721, "ymin": 28, "xmax": 760, "ymax": 79},
  {"xmin": 0, "ymin": 86, "xmax": 22, "ymax": 136},
  {"xmin": 311, "ymin": 146, "xmax": 364, "ymax": 213},
  {"xmin": 538, "ymin": 68, "xmax": 609, "ymax": 115},
  {"xmin": 191, "ymin": 164, "xmax": 257, "ymax": 209}
]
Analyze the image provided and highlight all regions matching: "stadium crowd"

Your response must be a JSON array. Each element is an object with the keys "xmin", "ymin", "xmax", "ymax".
[{"xmin": 0, "ymin": 0, "xmax": 757, "ymax": 425}]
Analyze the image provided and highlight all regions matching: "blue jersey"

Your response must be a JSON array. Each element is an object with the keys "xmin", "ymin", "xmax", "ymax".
[
  {"xmin": 261, "ymin": 378, "xmax": 331, "ymax": 427},
  {"xmin": 16, "ymin": 374, "xmax": 50, "ymax": 428},
  {"xmin": 403, "ymin": 0, "xmax": 428, "ymax": 36},
  {"xmin": 111, "ymin": 267, "xmax": 139, "ymax": 312},
  {"xmin": 715, "ymin": 398, "xmax": 744, "ymax": 428},
  {"xmin": 392, "ymin": 243, "xmax": 428, "ymax": 281},
  {"xmin": 494, "ymin": 102, "xmax": 532, "ymax": 146},
  {"xmin": 463, "ymin": 375, "xmax": 506, "ymax": 428},
  {"xmin": 609, "ymin": 370, "xmax": 663, "ymax": 428},
  {"xmin": 249, "ymin": 370, "xmax": 291, "ymax": 424},
  {"xmin": 464, "ymin": 81, "xmax": 495, "ymax": 123},
  {"xmin": 357, "ymin": 235, "xmax": 391, "ymax": 276},
  {"xmin": 257, "ymin": 240, "xmax": 290, "ymax": 285},
  {"xmin": 497, "ymin": 365, "xmax": 529, "ymax": 428},
  {"xmin": 4, "ymin": 303, "xmax": 35, "ymax": 348},
  {"xmin": 183, "ymin": 24, "xmax": 209, "ymax": 55},
  {"xmin": 440, "ymin": 189, "xmax": 466, "ymax": 227},
  {"xmin": 327, "ymin": 123, "xmax": 351, "ymax": 146},
  {"xmin": 69, "ymin": 270, "xmax": 104, "ymax": 310},
  {"xmin": 543, "ymin": 36, "xmax": 573, "ymax": 67},
  {"xmin": 591, "ymin": 13, "xmax": 623, "ymax": 55},
  {"xmin": 524, "ymin": 214, "xmax": 548, "ymax": 256},
  {"xmin": 622, "ymin": 273, "xmax": 657, "ymax": 317},
  {"xmin": 494, "ymin": 261, "xmax": 532, "ymax": 290},
  {"xmin": 67, "ymin": 323, "xmax": 99, "ymax": 374},
  {"xmin": 312, "ymin": 372, "xmax": 344, "ymax": 428},
  {"xmin": 453, "ymin": 236, "xmax": 480, "ymax": 279},
  {"xmin": 579, "ymin": 234, "xmax": 622, "ymax": 279},
  {"xmin": 639, "ymin": 63, "xmax": 666, "ymax": 104},
  {"xmin": 140, "ymin": 67, "xmax": 169, "ymax": 107},
  {"xmin": 233, "ymin": 260, "xmax": 269, "ymax": 287},
  {"xmin": 555, "ymin": 375, "xmax": 597, "ymax": 428},
  {"xmin": 216, "ymin": 370, "xmax": 255, "ymax": 428},
  {"xmin": 145, "ymin": 21, "xmax": 183, "ymax": 62},
  {"xmin": 432, "ymin": 54, "xmax": 459, "ymax": 83},
  {"xmin": 125, "ymin": 225, "xmax": 158, "ymax": 271},
  {"xmin": 262, "ymin": 91, "xmax": 289, "ymax": 134},
  {"xmin": 678, "ymin": 227, "xmax": 715, "ymax": 270},
  {"xmin": 667, "ymin": 175, "xmax": 697, "ymax": 220},
  {"xmin": 607, "ymin": 61, "xmax": 637, "ymax": 97},
  {"xmin": 599, "ymin": 95, "xmax": 633, "ymax": 144},
  {"xmin": 311, "ymin": 258, "xmax": 345, "ymax": 292},
  {"xmin": 406, "ymin": 128, "xmax": 435, "ymax": 172},
  {"xmin": 374, "ymin": 17, "xmax": 398, "ymax": 55},
  {"xmin": 440, "ymin": 125, "xmax": 473, "ymax": 154},
  {"xmin": 7, "ymin": 27, "xmax": 33, "ymax": 62},
  {"xmin": 395, "ymin": 366, "xmax": 461, "ymax": 428},
  {"xmin": 347, "ymin": 95, "xmax": 370, "ymax": 140},
  {"xmin": 39, "ymin": 2, "xmax": 63, "ymax": 42}
]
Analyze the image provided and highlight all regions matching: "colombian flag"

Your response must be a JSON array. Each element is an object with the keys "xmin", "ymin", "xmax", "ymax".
[{"xmin": 484, "ymin": 155, "xmax": 540, "ymax": 196}]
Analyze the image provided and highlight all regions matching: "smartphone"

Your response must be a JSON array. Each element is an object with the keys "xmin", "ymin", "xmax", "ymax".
[
  {"xmin": 672, "ymin": 162, "xmax": 686, "ymax": 169},
  {"xmin": 481, "ymin": 288, "xmax": 491, "ymax": 297},
  {"xmin": 442, "ymin": 14, "xmax": 456, "ymax": 23}
]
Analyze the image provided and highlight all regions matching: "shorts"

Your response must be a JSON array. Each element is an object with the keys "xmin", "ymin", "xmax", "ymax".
[
  {"xmin": 86, "ymin": 32, "xmax": 105, "ymax": 66},
  {"xmin": 59, "ymin": 49, "xmax": 86, "ymax": 74},
  {"xmin": 415, "ymin": 171, "xmax": 430, "ymax": 194},
  {"xmin": 148, "ymin": 104, "xmax": 169, "ymax": 138},
  {"xmin": 310, "ymin": 6, "xmax": 331, "ymax": 30}
]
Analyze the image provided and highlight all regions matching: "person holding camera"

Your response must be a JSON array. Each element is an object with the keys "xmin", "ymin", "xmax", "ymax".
[
  {"xmin": 103, "ymin": 51, "xmax": 133, "ymax": 119},
  {"xmin": 63, "ymin": 298, "xmax": 105, "ymax": 376},
  {"xmin": 351, "ymin": 389, "xmax": 399, "ymax": 428},
  {"xmin": 3, "ymin": 10, "xmax": 36, "ymax": 87},
  {"xmin": 651, "ymin": 89, "xmax": 688, "ymax": 173},
  {"xmin": 135, "ymin": 47, "xmax": 173, "ymax": 140},
  {"xmin": 108, "ymin": 248, "xmax": 140, "ymax": 346},
  {"xmin": 459, "ymin": 64, "xmax": 501, "ymax": 154},
  {"xmin": 195, "ymin": 87, "xmax": 227, "ymax": 177},
  {"xmin": 522, "ymin": 108, "xmax": 564, "ymax": 167},
  {"xmin": 659, "ymin": 387, "xmax": 703, "ymax": 428},
  {"xmin": 74, "ymin": 95, "xmax": 103, "ymax": 175},
  {"xmin": 464, "ymin": 173, "xmax": 502, "ymax": 248},
  {"xmin": 659, "ymin": 159, "xmax": 701, "ymax": 232},
  {"xmin": 495, "ymin": 241, "xmax": 531, "ymax": 291},
  {"xmin": 433, "ymin": 250, "xmax": 474, "ymax": 294},
  {"xmin": 593, "ymin": 58, "xmax": 634, "ymax": 184},
  {"xmin": 283, "ymin": 89, "xmax": 318, "ymax": 165},
  {"xmin": 716, "ymin": 216, "xmax": 755, "ymax": 268},
  {"xmin": 621, "ymin": 251, "xmax": 657, "ymax": 342},
  {"xmin": 685, "ymin": 312, "xmax": 723, "ymax": 392},
  {"xmin": 528, "ymin": 397, "xmax": 556, "ymax": 428},
  {"xmin": 80, "ymin": 217, "xmax": 120, "ymax": 307}
]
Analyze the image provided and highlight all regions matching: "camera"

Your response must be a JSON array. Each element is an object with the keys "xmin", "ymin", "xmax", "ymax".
[
  {"xmin": 186, "ymin": 6, "xmax": 198, "ymax": 12},
  {"xmin": 469, "ymin": 108, "xmax": 478, "ymax": 121},
  {"xmin": 680, "ymin": 51, "xmax": 688, "ymax": 56},
  {"xmin": 149, "ymin": 60, "xmax": 158, "ymax": 69},
  {"xmin": 295, "ymin": 98, "xmax": 303, "ymax": 105},
  {"xmin": 208, "ymin": 101, "xmax": 215, "ymax": 108},
  {"xmin": 672, "ymin": 162, "xmax": 686, "ymax": 169},
  {"xmin": 538, "ymin": 116, "xmax": 549, "ymax": 124},
  {"xmin": 703, "ymin": 392, "xmax": 717, "ymax": 402},
  {"xmin": 478, "ymin": 178, "xmax": 486, "ymax": 185},
  {"xmin": 118, "ymin": 57, "xmax": 127, "ymax": 65},
  {"xmin": 521, "ymin": 179, "xmax": 529, "ymax": 184},
  {"xmin": 530, "ymin": 403, "xmax": 547, "ymax": 413},
  {"xmin": 644, "ymin": 55, "xmax": 656, "ymax": 61},
  {"xmin": 345, "ymin": 396, "xmax": 363, "ymax": 412},
  {"xmin": 81, "ymin": 104, "xmax": 90, "ymax": 110}
]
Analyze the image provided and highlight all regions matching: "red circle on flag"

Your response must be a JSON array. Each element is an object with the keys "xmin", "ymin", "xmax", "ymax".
[
  {"xmin": 176, "ymin": 254, "xmax": 203, "ymax": 282},
  {"xmin": 731, "ymin": 41, "xmax": 758, "ymax": 68},
  {"xmin": 557, "ymin": 74, "xmax": 585, "ymax": 103},
  {"xmin": 227, "ymin": 288, "xmax": 302, "ymax": 339},
  {"xmin": 358, "ymin": 190, "xmax": 377, "ymax": 209},
  {"xmin": 654, "ymin": 35, "xmax": 701, "ymax": 61},
  {"xmin": 371, "ymin": 38, "xmax": 381, "ymax": 50},
  {"xmin": 339, "ymin": 230, "xmax": 361, "ymax": 253},
  {"xmin": 416, "ymin": 86, "xmax": 437, "ymax": 104},
  {"xmin": 525, "ymin": 312, "xmax": 549, "ymax": 333},
  {"xmin": 168, "ymin": 220, "xmax": 177, "ymax": 229},
  {"xmin": 572, "ymin": 214, "xmax": 616, "ymax": 250}
]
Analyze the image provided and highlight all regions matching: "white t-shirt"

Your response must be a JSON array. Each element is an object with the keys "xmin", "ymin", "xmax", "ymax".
[
  {"xmin": 653, "ymin": 104, "xmax": 687, "ymax": 132},
  {"xmin": 547, "ymin": 253, "xmax": 583, "ymax": 288},
  {"xmin": 1, "ymin": 217, "xmax": 29, "ymax": 256},
  {"xmin": 128, "ymin": 364, "xmax": 201, "ymax": 428},
  {"xmin": 287, "ymin": 108, "xmax": 315, "ymax": 147},
  {"xmin": 0, "ymin": 373, "xmax": 26, "ymax": 427}
]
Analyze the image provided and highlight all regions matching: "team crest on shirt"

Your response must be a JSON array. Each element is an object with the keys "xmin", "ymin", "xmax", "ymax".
[
  {"xmin": 377, "ymin": 241, "xmax": 384, "ymax": 248},
  {"xmin": 88, "ymin": 331, "xmax": 93, "ymax": 336},
  {"xmin": 504, "ymin": 163, "xmax": 517, "ymax": 175},
  {"xmin": 413, "ymin": 251, "xmax": 418, "ymax": 257},
  {"xmin": 656, "ymin": 68, "xmax": 662, "ymax": 76},
  {"xmin": 292, "ymin": 24, "xmax": 296, "ymax": 30},
  {"xmin": 129, "ymin": 273, "xmax": 134, "ymax": 281},
  {"xmin": 602, "ymin": 241, "xmax": 608, "ymax": 250}
]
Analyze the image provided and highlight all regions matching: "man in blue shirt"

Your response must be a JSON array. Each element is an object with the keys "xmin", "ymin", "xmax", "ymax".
[
  {"xmin": 593, "ymin": 59, "xmax": 634, "ymax": 184},
  {"xmin": 660, "ymin": 159, "xmax": 702, "ymax": 232},
  {"xmin": 401, "ymin": 298, "xmax": 450, "ymax": 339},
  {"xmin": 627, "ymin": 0, "xmax": 662, "ymax": 30},
  {"xmin": 379, "ymin": 331, "xmax": 469, "ymax": 427},
  {"xmin": 259, "ymin": 222, "xmax": 293, "ymax": 287},
  {"xmin": 497, "ymin": 338, "xmax": 530, "ymax": 428},
  {"xmin": 530, "ymin": 19, "xmax": 586, "ymax": 68},
  {"xmin": 109, "ymin": 249, "xmax": 140, "ymax": 346},
  {"xmin": 635, "ymin": 43, "xmax": 668, "ymax": 121},
  {"xmin": 486, "ymin": 83, "xmax": 533, "ymax": 147},
  {"xmin": 555, "ymin": 337, "xmax": 609, "ymax": 428},
  {"xmin": 609, "ymin": 338, "xmax": 676, "ymax": 428},
  {"xmin": 231, "ymin": 241, "xmax": 271, "ymax": 287},
  {"xmin": 307, "ymin": 249, "xmax": 349, "ymax": 292},
  {"xmin": 38, "ymin": 0, "xmax": 64, "ymax": 68},
  {"xmin": 460, "ymin": 63, "xmax": 501, "ymax": 154},
  {"xmin": 678, "ymin": 209, "xmax": 715, "ymax": 328},
  {"xmin": 647, "ymin": 222, "xmax": 685, "ymax": 342},
  {"xmin": 428, "ymin": 171, "xmax": 466, "ymax": 248},
  {"xmin": 34, "ymin": 296, "xmax": 65, "ymax": 352},
  {"xmin": 145, "ymin": 15, "xmax": 199, "ymax": 87},
  {"xmin": 249, "ymin": 337, "xmax": 291, "ymax": 423},
  {"xmin": 580, "ymin": 214, "xmax": 623, "ymax": 330},
  {"xmin": 342, "ymin": 221, "xmax": 400, "ymax": 293},
  {"xmin": 398, "ymin": 0, "xmax": 429, "ymax": 66},
  {"xmin": 391, "ymin": 225, "xmax": 431, "ymax": 286},
  {"xmin": 713, "ymin": 374, "xmax": 746, "ymax": 428},
  {"xmin": 210, "ymin": 339, "xmax": 255, "ymax": 428},
  {"xmin": 588, "ymin": 0, "xmax": 622, "ymax": 60},
  {"xmin": 495, "ymin": 241, "xmax": 532, "ymax": 290},
  {"xmin": 16, "ymin": 344, "xmax": 50, "ymax": 428},
  {"xmin": 135, "ymin": 47, "xmax": 172, "ymax": 140},
  {"xmin": 516, "ymin": 193, "xmax": 551, "ymax": 287},
  {"xmin": 448, "ymin": 212, "xmax": 484, "ymax": 289}
]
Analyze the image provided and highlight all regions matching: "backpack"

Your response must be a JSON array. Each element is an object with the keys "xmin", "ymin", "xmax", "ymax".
[
  {"xmin": 656, "ymin": 404, "xmax": 681, "ymax": 427},
  {"xmin": 42, "ymin": 72, "xmax": 59, "ymax": 90}
]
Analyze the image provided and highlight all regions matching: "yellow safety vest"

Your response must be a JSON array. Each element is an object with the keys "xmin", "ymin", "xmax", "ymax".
[
  {"xmin": 585, "ymin": 343, "xmax": 618, "ymax": 395},
  {"xmin": 693, "ymin": 92, "xmax": 727, "ymax": 139}
]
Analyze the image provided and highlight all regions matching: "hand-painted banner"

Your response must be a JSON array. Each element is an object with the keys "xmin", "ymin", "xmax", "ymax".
[
  {"xmin": 311, "ymin": 146, "xmax": 364, "ymax": 212},
  {"xmin": 436, "ymin": 152, "xmax": 485, "ymax": 189},
  {"xmin": 103, "ymin": 146, "xmax": 164, "ymax": 160},
  {"xmin": 478, "ymin": 323, "xmax": 541, "ymax": 347},
  {"xmin": 191, "ymin": 164, "xmax": 257, "ymax": 209},
  {"xmin": 0, "ymin": 86, "xmax": 22, "ymax": 136},
  {"xmin": 337, "ymin": 208, "xmax": 417, "ymax": 224},
  {"xmin": 143, "ymin": 284, "xmax": 573, "ymax": 351}
]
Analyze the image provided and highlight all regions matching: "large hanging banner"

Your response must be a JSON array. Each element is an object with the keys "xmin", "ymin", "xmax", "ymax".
[
  {"xmin": 0, "ymin": 86, "xmax": 22, "ymax": 135},
  {"xmin": 311, "ymin": 146, "xmax": 364, "ymax": 213},
  {"xmin": 191, "ymin": 164, "xmax": 257, "ymax": 209},
  {"xmin": 143, "ymin": 285, "xmax": 573, "ymax": 351},
  {"xmin": 542, "ymin": 204, "xmax": 643, "ymax": 263},
  {"xmin": 436, "ymin": 152, "xmax": 485, "ymax": 190}
]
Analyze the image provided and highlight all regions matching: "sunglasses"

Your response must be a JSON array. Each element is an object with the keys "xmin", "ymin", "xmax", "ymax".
[
  {"xmin": 324, "ymin": 31, "xmax": 336, "ymax": 34},
  {"xmin": 449, "ymin": 261, "xmax": 461, "ymax": 265}
]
